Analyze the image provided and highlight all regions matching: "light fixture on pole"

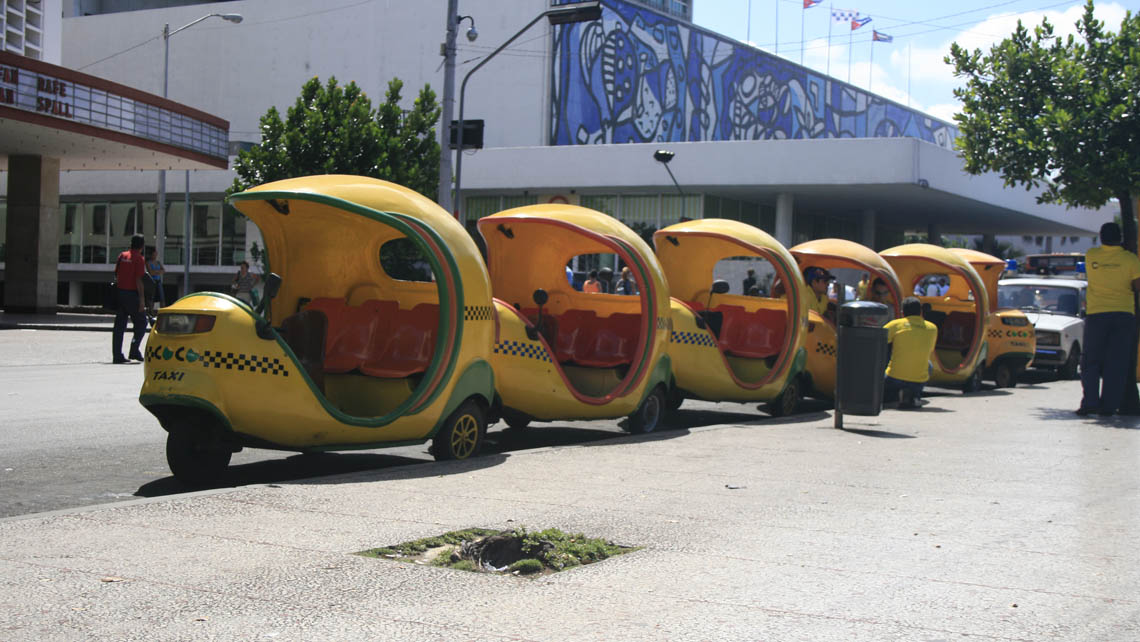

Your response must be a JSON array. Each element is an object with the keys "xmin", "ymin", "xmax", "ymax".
[
  {"xmin": 654, "ymin": 149, "xmax": 685, "ymax": 224},
  {"xmin": 453, "ymin": 1, "xmax": 602, "ymax": 225},
  {"xmin": 156, "ymin": 12, "xmax": 242, "ymax": 296},
  {"xmin": 437, "ymin": 4, "xmax": 478, "ymax": 215}
]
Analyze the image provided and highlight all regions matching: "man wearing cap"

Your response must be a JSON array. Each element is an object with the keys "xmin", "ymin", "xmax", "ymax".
[
  {"xmin": 883, "ymin": 296, "xmax": 939, "ymax": 409},
  {"xmin": 1078, "ymin": 222, "xmax": 1140, "ymax": 417},
  {"xmin": 803, "ymin": 267, "xmax": 833, "ymax": 318}
]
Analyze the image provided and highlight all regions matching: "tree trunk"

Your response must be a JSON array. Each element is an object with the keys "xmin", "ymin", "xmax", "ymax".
[{"xmin": 1119, "ymin": 193, "xmax": 1140, "ymax": 414}]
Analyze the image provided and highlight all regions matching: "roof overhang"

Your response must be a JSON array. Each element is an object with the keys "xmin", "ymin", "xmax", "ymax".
[
  {"xmin": 462, "ymin": 139, "xmax": 1109, "ymax": 236},
  {"xmin": 0, "ymin": 51, "xmax": 228, "ymax": 171}
]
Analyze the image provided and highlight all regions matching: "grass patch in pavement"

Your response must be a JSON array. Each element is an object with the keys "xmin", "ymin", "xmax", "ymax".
[{"xmin": 357, "ymin": 527, "xmax": 638, "ymax": 577}]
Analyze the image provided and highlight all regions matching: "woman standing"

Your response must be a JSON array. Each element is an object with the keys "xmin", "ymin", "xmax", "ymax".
[{"xmin": 231, "ymin": 260, "xmax": 260, "ymax": 305}]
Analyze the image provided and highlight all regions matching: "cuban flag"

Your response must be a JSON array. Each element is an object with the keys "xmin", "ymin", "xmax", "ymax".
[
  {"xmin": 804, "ymin": 0, "xmax": 823, "ymax": 8},
  {"xmin": 852, "ymin": 15, "xmax": 872, "ymax": 30},
  {"xmin": 832, "ymin": 8, "xmax": 857, "ymax": 22},
  {"xmin": 872, "ymin": 30, "xmax": 893, "ymax": 42}
]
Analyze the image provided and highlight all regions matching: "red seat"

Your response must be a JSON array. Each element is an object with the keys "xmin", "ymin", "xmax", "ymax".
[
  {"xmin": 718, "ymin": 306, "xmax": 785, "ymax": 359},
  {"xmin": 553, "ymin": 309, "xmax": 597, "ymax": 363},
  {"xmin": 937, "ymin": 311, "xmax": 974, "ymax": 350},
  {"xmin": 575, "ymin": 312, "xmax": 641, "ymax": 367},
  {"xmin": 361, "ymin": 303, "xmax": 439, "ymax": 378}
]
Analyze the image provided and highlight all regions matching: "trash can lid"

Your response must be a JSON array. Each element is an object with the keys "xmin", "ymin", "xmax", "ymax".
[{"xmin": 838, "ymin": 301, "xmax": 891, "ymax": 327}]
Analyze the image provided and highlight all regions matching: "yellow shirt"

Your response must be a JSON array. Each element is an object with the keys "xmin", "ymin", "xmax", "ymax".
[
  {"xmin": 1085, "ymin": 245, "xmax": 1140, "ymax": 315},
  {"xmin": 856, "ymin": 279, "xmax": 869, "ymax": 299},
  {"xmin": 808, "ymin": 291, "xmax": 829, "ymax": 316},
  {"xmin": 884, "ymin": 315, "xmax": 939, "ymax": 383}
]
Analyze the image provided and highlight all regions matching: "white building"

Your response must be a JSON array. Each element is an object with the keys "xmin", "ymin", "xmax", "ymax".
[{"xmin": 1, "ymin": 0, "xmax": 1110, "ymax": 306}]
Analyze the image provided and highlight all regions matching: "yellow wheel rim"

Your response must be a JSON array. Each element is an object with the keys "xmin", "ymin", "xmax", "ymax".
[{"xmin": 450, "ymin": 413, "xmax": 480, "ymax": 459}]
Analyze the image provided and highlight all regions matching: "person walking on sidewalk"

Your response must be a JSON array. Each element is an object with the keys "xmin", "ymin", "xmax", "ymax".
[
  {"xmin": 1077, "ymin": 222, "xmax": 1140, "ymax": 417},
  {"xmin": 883, "ymin": 296, "xmax": 939, "ymax": 409},
  {"xmin": 112, "ymin": 234, "xmax": 148, "ymax": 364},
  {"xmin": 231, "ymin": 261, "xmax": 260, "ymax": 305}
]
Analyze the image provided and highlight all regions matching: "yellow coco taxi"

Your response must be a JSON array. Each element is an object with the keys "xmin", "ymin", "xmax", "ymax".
[
  {"xmin": 478, "ymin": 204, "xmax": 672, "ymax": 433},
  {"xmin": 654, "ymin": 219, "xmax": 808, "ymax": 416},
  {"xmin": 950, "ymin": 248, "xmax": 1036, "ymax": 388},
  {"xmin": 141, "ymin": 175, "xmax": 496, "ymax": 484},
  {"xmin": 788, "ymin": 238, "xmax": 903, "ymax": 400},
  {"xmin": 880, "ymin": 243, "xmax": 990, "ymax": 392}
]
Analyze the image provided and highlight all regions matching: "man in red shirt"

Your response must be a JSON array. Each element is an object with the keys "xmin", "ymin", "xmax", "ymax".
[{"xmin": 112, "ymin": 234, "xmax": 148, "ymax": 364}]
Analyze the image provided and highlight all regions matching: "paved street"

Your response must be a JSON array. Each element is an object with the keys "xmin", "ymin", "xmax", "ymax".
[{"xmin": 0, "ymin": 329, "xmax": 754, "ymax": 517}]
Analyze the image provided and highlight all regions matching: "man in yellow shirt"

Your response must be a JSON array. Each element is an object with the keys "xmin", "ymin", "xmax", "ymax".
[
  {"xmin": 803, "ymin": 267, "xmax": 833, "ymax": 319},
  {"xmin": 883, "ymin": 296, "xmax": 939, "ymax": 409},
  {"xmin": 1078, "ymin": 223, "xmax": 1140, "ymax": 417}
]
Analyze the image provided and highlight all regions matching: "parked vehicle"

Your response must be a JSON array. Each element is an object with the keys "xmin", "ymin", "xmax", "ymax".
[
  {"xmin": 478, "ymin": 204, "xmax": 673, "ymax": 433},
  {"xmin": 950, "ymin": 248, "xmax": 1037, "ymax": 388},
  {"xmin": 142, "ymin": 176, "xmax": 497, "ymax": 484},
  {"xmin": 997, "ymin": 275, "xmax": 1085, "ymax": 379},
  {"xmin": 653, "ymin": 219, "xmax": 808, "ymax": 416},
  {"xmin": 788, "ymin": 238, "xmax": 903, "ymax": 400},
  {"xmin": 1022, "ymin": 252, "xmax": 1084, "ymax": 275},
  {"xmin": 881, "ymin": 243, "xmax": 990, "ymax": 392}
]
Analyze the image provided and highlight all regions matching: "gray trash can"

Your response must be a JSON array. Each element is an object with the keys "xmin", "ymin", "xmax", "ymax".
[{"xmin": 836, "ymin": 301, "xmax": 891, "ymax": 416}]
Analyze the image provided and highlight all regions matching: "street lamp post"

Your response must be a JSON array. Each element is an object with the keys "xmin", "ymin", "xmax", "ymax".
[
  {"xmin": 156, "ymin": 12, "xmax": 242, "ymax": 296},
  {"xmin": 654, "ymin": 149, "xmax": 684, "ymax": 225},
  {"xmin": 453, "ymin": 1, "xmax": 601, "ymax": 225},
  {"xmin": 437, "ymin": 3, "xmax": 478, "ymax": 216}
]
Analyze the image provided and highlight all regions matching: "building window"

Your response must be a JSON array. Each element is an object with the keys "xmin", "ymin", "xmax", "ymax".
[
  {"xmin": 83, "ymin": 204, "xmax": 109, "ymax": 263},
  {"xmin": 0, "ymin": 201, "xmax": 6, "ymax": 263},
  {"xmin": 59, "ymin": 204, "xmax": 82, "ymax": 263},
  {"xmin": 580, "ymin": 195, "xmax": 618, "ymax": 218},
  {"xmin": 192, "ymin": 202, "xmax": 222, "ymax": 266},
  {"xmin": 221, "ymin": 205, "xmax": 247, "ymax": 266}
]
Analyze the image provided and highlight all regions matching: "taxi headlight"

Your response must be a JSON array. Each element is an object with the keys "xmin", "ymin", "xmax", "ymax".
[
  {"xmin": 1001, "ymin": 316, "xmax": 1029, "ymax": 326},
  {"xmin": 1036, "ymin": 331, "xmax": 1060, "ymax": 346},
  {"xmin": 156, "ymin": 313, "xmax": 216, "ymax": 335}
]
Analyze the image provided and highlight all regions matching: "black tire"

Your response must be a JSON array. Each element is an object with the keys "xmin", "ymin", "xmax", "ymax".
[
  {"xmin": 165, "ymin": 429, "xmax": 232, "ymax": 487},
  {"xmin": 963, "ymin": 368, "xmax": 983, "ymax": 393},
  {"xmin": 993, "ymin": 362, "xmax": 1015, "ymax": 388},
  {"xmin": 766, "ymin": 377, "xmax": 800, "ymax": 417},
  {"xmin": 626, "ymin": 386, "xmax": 665, "ymax": 434},
  {"xmin": 1060, "ymin": 344, "xmax": 1080, "ymax": 380},
  {"xmin": 666, "ymin": 386, "xmax": 685, "ymax": 412},
  {"xmin": 431, "ymin": 400, "xmax": 486, "ymax": 461}
]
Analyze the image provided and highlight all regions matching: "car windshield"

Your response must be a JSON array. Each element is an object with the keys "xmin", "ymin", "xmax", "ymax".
[{"xmin": 997, "ymin": 283, "xmax": 1081, "ymax": 316}]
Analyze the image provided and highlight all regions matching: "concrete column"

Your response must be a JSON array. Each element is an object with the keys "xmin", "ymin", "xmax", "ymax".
[
  {"xmin": 4, "ymin": 156, "xmax": 60, "ymax": 314},
  {"xmin": 775, "ymin": 192, "xmax": 794, "ymax": 247},
  {"xmin": 68, "ymin": 281, "xmax": 82, "ymax": 306},
  {"xmin": 1045, "ymin": 236, "xmax": 1054, "ymax": 253},
  {"xmin": 861, "ymin": 208, "xmax": 877, "ymax": 248},
  {"xmin": 982, "ymin": 233, "xmax": 995, "ymax": 255},
  {"xmin": 927, "ymin": 223, "xmax": 941, "ymax": 246}
]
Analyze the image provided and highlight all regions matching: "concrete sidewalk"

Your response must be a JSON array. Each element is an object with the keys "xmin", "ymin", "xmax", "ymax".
[
  {"xmin": 1, "ymin": 380, "xmax": 1137, "ymax": 641},
  {"xmin": 0, "ymin": 311, "xmax": 117, "ymax": 332}
]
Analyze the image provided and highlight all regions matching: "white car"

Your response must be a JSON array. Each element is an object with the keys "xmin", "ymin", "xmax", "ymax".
[{"xmin": 997, "ymin": 276, "xmax": 1085, "ymax": 379}]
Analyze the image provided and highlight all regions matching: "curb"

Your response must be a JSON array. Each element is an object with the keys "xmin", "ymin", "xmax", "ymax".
[{"xmin": 0, "ymin": 323, "xmax": 114, "ymax": 332}]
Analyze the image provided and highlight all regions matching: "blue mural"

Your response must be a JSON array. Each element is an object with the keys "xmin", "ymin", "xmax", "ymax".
[{"xmin": 550, "ymin": 0, "xmax": 956, "ymax": 149}]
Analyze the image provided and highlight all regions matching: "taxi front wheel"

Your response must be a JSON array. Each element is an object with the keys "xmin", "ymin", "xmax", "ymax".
[
  {"xmin": 626, "ymin": 386, "xmax": 665, "ymax": 434},
  {"xmin": 431, "ymin": 400, "xmax": 486, "ymax": 461},
  {"xmin": 166, "ymin": 429, "xmax": 232, "ymax": 487}
]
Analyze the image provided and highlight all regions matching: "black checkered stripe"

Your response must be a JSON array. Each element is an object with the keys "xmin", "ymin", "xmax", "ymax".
[
  {"xmin": 465, "ymin": 305, "xmax": 494, "ymax": 322},
  {"xmin": 815, "ymin": 341, "xmax": 837, "ymax": 357},
  {"xmin": 201, "ymin": 350, "xmax": 289, "ymax": 376},
  {"xmin": 671, "ymin": 330, "xmax": 717, "ymax": 348},
  {"xmin": 493, "ymin": 340, "xmax": 551, "ymax": 362},
  {"xmin": 988, "ymin": 329, "xmax": 1003, "ymax": 339}
]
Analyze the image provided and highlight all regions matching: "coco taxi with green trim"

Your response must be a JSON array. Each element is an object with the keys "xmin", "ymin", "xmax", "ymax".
[
  {"xmin": 140, "ymin": 175, "xmax": 496, "ymax": 485},
  {"xmin": 654, "ymin": 219, "xmax": 809, "ymax": 417},
  {"xmin": 478, "ymin": 204, "xmax": 673, "ymax": 434}
]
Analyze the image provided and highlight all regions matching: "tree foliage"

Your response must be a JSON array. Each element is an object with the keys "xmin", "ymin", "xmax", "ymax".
[
  {"xmin": 229, "ymin": 76, "xmax": 441, "ymax": 198},
  {"xmin": 947, "ymin": 0, "xmax": 1140, "ymax": 248}
]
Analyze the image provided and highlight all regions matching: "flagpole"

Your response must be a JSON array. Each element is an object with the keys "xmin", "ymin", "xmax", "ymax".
[
  {"xmin": 869, "ymin": 37, "xmax": 874, "ymax": 91},
  {"xmin": 907, "ymin": 43, "xmax": 912, "ymax": 107},
  {"xmin": 826, "ymin": 4, "xmax": 833, "ymax": 78},
  {"xmin": 847, "ymin": 27, "xmax": 853, "ymax": 83},
  {"xmin": 774, "ymin": 0, "xmax": 779, "ymax": 56},
  {"xmin": 747, "ymin": 0, "xmax": 751, "ymax": 44},
  {"xmin": 800, "ymin": 4, "xmax": 806, "ymax": 65}
]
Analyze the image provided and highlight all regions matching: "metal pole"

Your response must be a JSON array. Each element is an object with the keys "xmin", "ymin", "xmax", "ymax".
[
  {"xmin": 155, "ymin": 23, "xmax": 169, "ymax": 266},
  {"xmin": 826, "ymin": 4, "xmax": 833, "ymax": 78},
  {"xmin": 869, "ymin": 38, "xmax": 873, "ymax": 91},
  {"xmin": 184, "ymin": 170, "xmax": 191, "ymax": 294},
  {"xmin": 746, "ymin": 0, "xmax": 751, "ymax": 44},
  {"xmin": 437, "ymin": 0, "xmax": 459, "ymax": 214},
  {"xmin": 907, "ymin": 43, "xmax": 912, "ymax": 107},
  {"xmin": 800, "ymin": 4, "xmax": 805, "ymax": 65},
  {"xmin": 774, "ymin": 0, "xmax": 778, "ymax": 55},
  {"xmin": 847, "ymin": 28, "xmax": 853, "ymax": 83},
  {"xmin": 456, "ymin": 11, "xmax": 550, "ymax": 225}
]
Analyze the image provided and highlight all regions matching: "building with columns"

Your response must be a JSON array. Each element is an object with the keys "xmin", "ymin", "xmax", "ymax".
[{"xmin": 1, "ymin": 0, "xmax": 1108, "ymax": 308}]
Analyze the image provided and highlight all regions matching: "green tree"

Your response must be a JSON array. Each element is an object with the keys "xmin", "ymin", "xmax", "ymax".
[
  {"xmin": 229, "ymin": 76, "xmax": 441, "ymax": 197},
  {"xmin": 947, "ymin": 0, "xmax": 1140, "ymax": 250}
]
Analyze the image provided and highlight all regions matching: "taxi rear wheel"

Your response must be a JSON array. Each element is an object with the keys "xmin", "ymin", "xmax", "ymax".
[
  {"xmin": 626, "ymin": 386, "xmax": 665, "ymax": 434},
  {"xmin": 166, "ymin": 429, "xmax": 232, "ymax": 487},
  {"xmin": 432, "ymin": 400, "xmax": 486, "ymax": 461},
  {"xmin": 502, "ymin": 410, "xmax": 531, "ymax": 431},
  {"xmin": 993, "ymin": 363, "xmax": 1016, "ymax": 388},
  {"xmin": 963, "ymin": 368, "xmax": 983, "ymax": 393},
  {"xmin": 766, "ymin": 378, "xmax": 800, "ymax": 417},
  {"xmin": 666, "ymin": 386, "xmax": 685, "ymax": 412}
]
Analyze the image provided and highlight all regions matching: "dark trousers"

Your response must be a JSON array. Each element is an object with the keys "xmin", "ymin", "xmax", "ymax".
[
  {"xmin": 113, "ymin": 289, "xmax": 147, "ymax": 359},
  {"xmin": 884, "ymin": 376, "xmax": 925, "ymax": 404},
  {"xmin": 1080, "ymin": 312, "xmax": 1136, "ymax": 413}
]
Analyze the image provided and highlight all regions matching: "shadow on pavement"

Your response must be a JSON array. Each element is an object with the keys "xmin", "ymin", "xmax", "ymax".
[
  {"xmin": 1033, "ymin": 406, "xmax": 1140, "ymax": 428},
  {"xmin": 837, "ymin": 427, "xmax": 915, "ymax": 439}
]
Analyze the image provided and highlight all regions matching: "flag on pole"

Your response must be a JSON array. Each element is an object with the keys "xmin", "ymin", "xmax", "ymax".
[
  {"xmin": 851, "ymin": 16, "xmax": 872, "ymax": 30},
  {"xmin": 872, "ymin": 30, "xmax": 893, "ymax": 42},
  {"xmin": 803, "ymin": 0, "xmax": 823, "ymax": 8},
  {"xmin": 832, "ymin": 9, "xmax": 857, "ymax": 22}
]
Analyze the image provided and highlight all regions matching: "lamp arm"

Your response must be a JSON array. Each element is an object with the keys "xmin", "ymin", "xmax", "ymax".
[{"xmin": 167, "ymin": 14, "xmax": 219, "ymax": 38}]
